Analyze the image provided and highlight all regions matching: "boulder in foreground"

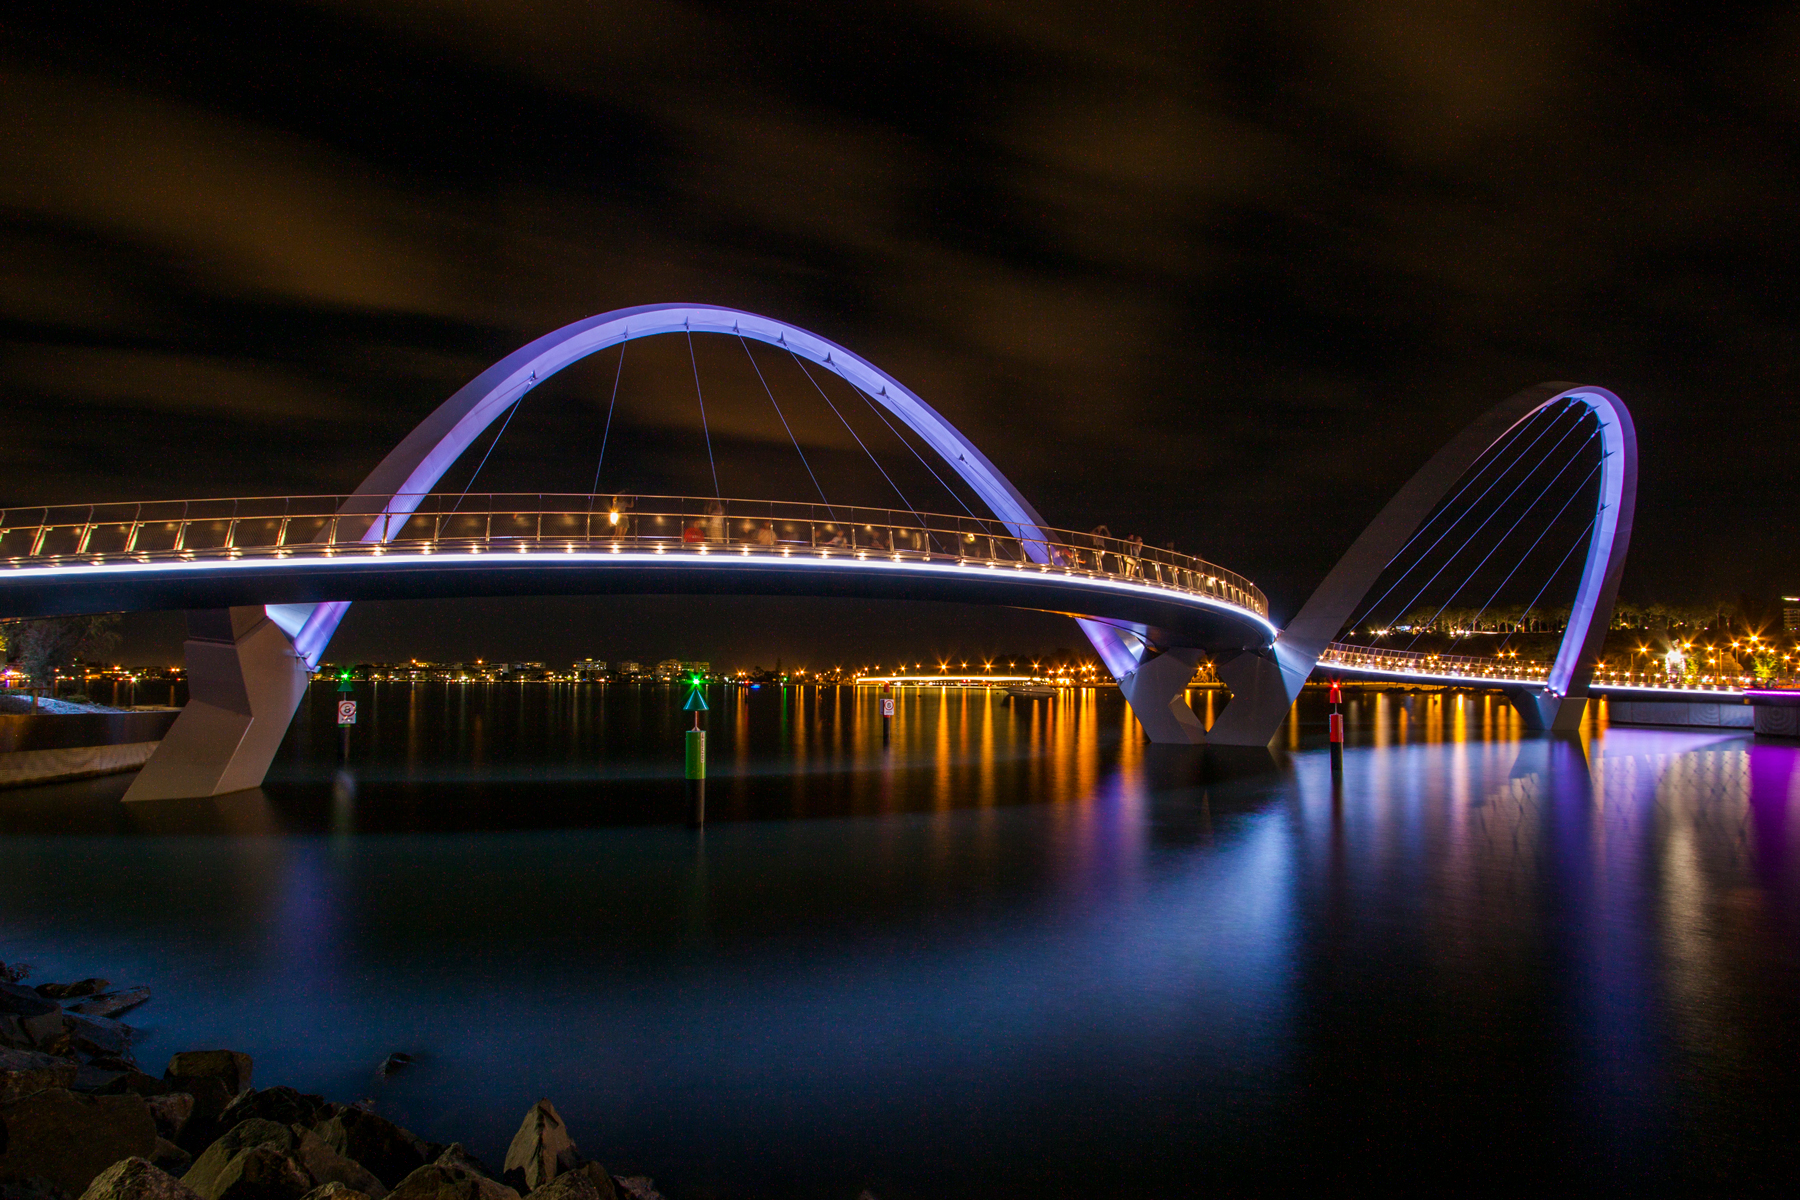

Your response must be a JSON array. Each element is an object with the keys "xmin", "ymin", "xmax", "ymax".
[
  {"xmin": 501, "ymin": 1102, "xmax": 580, "ymax": 1194},
  {"xmin": 36, "ymin": 980, "xmax": 110, "ymax": 1002},
  {"xmin": 164, "ymin": 1054, "xmax": 252, "ymax": 1100},
  {"xmin": 388, "ymin": 1162, "xmax": 518, "ymax": 1200},
  {"xmin": 299, "ymin": 1186, "xmax": 372, "ymax": 1200},
  {"xmin": 313, "ymin": 1110, "xmax": 435, "ymax": 1191},
  {"xmin": 523, "ymin": 1162, "xmax": 615, "ymax": 1200},
  {"xmin": 0, "ymin": 1047, "xmax": 78, "ymax": 1104},
  {"xmin": 0, "ymin": 1086, "xmax": 157, "ymax": 1196},
  {"xmin": 77, "ymin": 1156, "xmax": 200, "ymax": 1200}
]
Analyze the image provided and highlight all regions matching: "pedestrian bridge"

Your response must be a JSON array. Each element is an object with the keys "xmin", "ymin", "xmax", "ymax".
[{"xmin": 0, "ymin": 300, "xmax": 1647, "ymax": 798}]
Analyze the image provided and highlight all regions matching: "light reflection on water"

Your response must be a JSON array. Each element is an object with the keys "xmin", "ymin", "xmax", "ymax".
[{"xmin": 2, "ymin": 684, "xmax": 1798, "ymax": 1197}]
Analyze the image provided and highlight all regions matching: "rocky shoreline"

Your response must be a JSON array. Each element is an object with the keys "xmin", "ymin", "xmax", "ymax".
[{"xmin": 2, "ymin": 963, "xmax": 671, "ymax": 1200}]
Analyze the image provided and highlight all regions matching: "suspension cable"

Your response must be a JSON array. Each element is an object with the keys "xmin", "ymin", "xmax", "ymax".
[
  {"xmin": 1496, "ymin": 511, "xmax": 1600, "ymax": 657},
  {"xmin": 686, "ymin": 328, "xmax": 720, "ymax": 500},
  {"xmin": 785, "ymin": 345, "xmax": 924, "ymax": 523},
  {"xmin": 1465, "ymin": 457, "xmax": 1603, "ymax": 636},
  {"xmin": 850, "ymin": 386, "xmax": 979, "ymax": 519},
  {"xmin": 738, "ymin": 333, "xmax": 834, "ymax": 517},
  {"xmin": 589, "ymin": 340, "xmax": 626, "ymax": 505},
  {"xmin": 1372, "ymin": 412, "xmax": 1595, "ymax": 635},
  {"xmin": 448, "ymin": 385, "xmax": 529, "ymax": 515},
  {"xmin": 1350, "ymin": 402, "xmax": 1576, "ymax": 633},
  {"xmin": 1402, "ymin": 434, "xmax": 1601, "ymax": 651}
]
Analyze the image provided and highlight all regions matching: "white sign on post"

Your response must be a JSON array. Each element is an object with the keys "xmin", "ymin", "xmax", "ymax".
[
  {"xmin": 337, "ymin": 700, "xmax": 358, "ymax": 726},
  {"xmin": 881, "ymin": 697, "xmax": 895, "ymax": 717}
]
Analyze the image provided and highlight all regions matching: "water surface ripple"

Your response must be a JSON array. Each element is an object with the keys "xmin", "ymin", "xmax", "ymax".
[{"xmin": 3, "ymin": 684, "xmax": 1797, "ymax": 1196}]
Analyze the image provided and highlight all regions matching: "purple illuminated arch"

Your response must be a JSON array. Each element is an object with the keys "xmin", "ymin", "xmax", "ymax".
[
  {"xmin": 1208, "ymin": 382, "xmax": 1637, "ymax": 743},
  {"xmin": 278, "ymin": 304, "xmax": 1079, "ymax": 665}
]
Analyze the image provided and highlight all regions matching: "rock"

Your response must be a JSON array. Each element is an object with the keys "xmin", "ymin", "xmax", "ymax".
[
  {"xmin": 0, "ymin": 1048, "xmax": 78, "ymax": 1104},
  {"xmin": 163, "ymin": 1056, "xmax": 251, "ymax": 1101},
  {"xmin": 97, "ymin": 1073, "xmax": 171, "ymax": 1099},
  {"xmin": 147, "ymin": 1095, "xmax": 195, "ymax": 1141},
  {"xmin": 68, "ymin": 991, "xmax": 151, "ymax": 1021},
  {"xmin": 430, "ymin": 1149, "xmax": 488, "ymax": 1181},
  {"xmin": 0, "ymin": 966, "xmax": 29, "ymax": 986},
  {"xmin": 86, "ymin": 1058, "xmax": 140, "ymax": 1076},
  {"xmin": 500, "ymin": 1103, "xmax": 579, "ymax": 1194},
  {"xmin": 35, "ymin": 982, "xmax": 109, "ymax": 1002},
  {"xmin": 169, "ymin": 1081, "xmax": 232, "ymax": 1156},
  {"xmin": 521, "ymin": 1162, "xmax": 615, "ymax": 1200},
  {"xmin": 76, "ymin": 1157, "xmax": 199, "ymax": 1200},
  {"xmin": 191, "ymin": 1144, "xmax": 311, "ymax": 1200},
  {"xmin": 608, "ymin": 1180, "xmax": 662, "ymax": 1200},
  {"xmin": 215, "ymin": 1091, "xmax": 332, "ymax": 1135},
  {"xmin": 163, "ymin": 1056, "xmax": 250, "ymax": 1156},
  {"xmin": 312, "ymin": 1111, "xmax": 432, "ymax": 1191},
  {"xmin": 374, "ymin": 1057, "xmax": 413, "ymax": 1080},
  {"xmin": 0, "ymin": 1087, "xmax": 157, "ymax": 1196},
  {"xmin": 0, "ymin": 986, "xmax": 63, "ymax": 1051},
  {"xmin": 386, "ymin": 1163, "xmax": 517, "ymax": 1200},
  {"xmin": 182, "ymin": 1120, "xmax": 295, "ymax": 1197},
  {"xmin": 64, "ymin": 1016, "xmax": 134, "ymax": 1062},
  {"xmin": 299, "ymin": 1187, "xmax": 372, "ymax": 1200},
  {"xmin": 153, "ymin": 1138, "xmax": 193, "ymax": 1175},
  {"xmin": 290, "ymin": 1128, "xmax": 385, "ymax": 1199},
  {"xmin": 71, "ymin": 1065, "xmax": 127, "ymax": 1093}
]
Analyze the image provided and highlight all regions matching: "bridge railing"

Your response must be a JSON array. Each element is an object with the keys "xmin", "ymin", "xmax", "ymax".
[
  {"xmin": 0, "ymin": 493, "xmax": 1268, "ymax": 618},
  {"xmin": 1318, "ymin": 642, "xmax": 1550, "ymax": 683},
  {"xmin": 1318, "ymin": 641, "xmax": 1755, "ymax": 690}
]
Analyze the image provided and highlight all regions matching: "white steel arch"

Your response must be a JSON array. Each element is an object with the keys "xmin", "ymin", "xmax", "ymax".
[
  {"xmin": 281, "ymin": 304, "xmax": 1115, "ymax": 667},
  {"xmin": 1207, "ymin": 382, "xmax": 1638, "ymax": 743}
]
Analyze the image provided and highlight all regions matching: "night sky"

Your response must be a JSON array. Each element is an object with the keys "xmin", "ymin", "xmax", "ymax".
[{"xmin": 4, "ymin": 3, "xmax": 1796, "ymax": 668}]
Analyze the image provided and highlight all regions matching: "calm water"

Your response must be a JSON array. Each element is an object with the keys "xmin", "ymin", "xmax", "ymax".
[{"xmin": 4, "ymin": 684, "xmax": 1799, "ymax": 1197}]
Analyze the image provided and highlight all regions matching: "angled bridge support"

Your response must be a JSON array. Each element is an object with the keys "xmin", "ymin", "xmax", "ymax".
[{"xmin": 123, "ymin": 608, "xmax": 310, "ymax": 802}]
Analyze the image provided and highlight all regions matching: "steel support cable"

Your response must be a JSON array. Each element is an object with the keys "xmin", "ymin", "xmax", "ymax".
[
  {"xmin": 736, "ymin": 332, "xmax": 835, "ymax": 517},
  {"xmin": 1496, "ymin": 511, "xmax": 1600, "ymax": 657},
  {"xmin": 1373, "ymin": 412, "xmax": 1596, "ymax": 635},
  {"xmin": 1465, "ymin": 457, "xmax": 1603, "ymax": 635},
  {"xmin": 588, "ymin": 340, "xmax": 626, "ymax": 506},
  {"xmin": 1350, "ymin": 402, "xmax": 1578, "ymax": 634},
  {"xmin": 448, "ymin": 384, "xmax": 530, "ymax": 516},
  {"xmin": 848, "ymin": 385, "xmax": 980, "ymax": 519},
  {"xmin": 784, "ymin": 346, "xmax": 925, "ymax": 526},
  {"xmin": 686, "ymin": 328, "xmax": 721, "ymax": 500},
  {"xmin": 1402, "ymin": 433, "xmax": 1602, "ymax": 651}
]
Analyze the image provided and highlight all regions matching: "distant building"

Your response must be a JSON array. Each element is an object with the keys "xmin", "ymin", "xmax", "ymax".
[
  {"xmin": 615, "ymin": 661, "xmax": 643, "ymax": 678},
  {"xmin": 1785, "ymin": 596, "xmax": 1799, "ymax": 633},
  {"xmin": 654, "ymin": 658, "xmax": 684, "ymax": 681},
  {"xmin": 573, "ymin": 659, "xmax": 608, "ymax": 679}
]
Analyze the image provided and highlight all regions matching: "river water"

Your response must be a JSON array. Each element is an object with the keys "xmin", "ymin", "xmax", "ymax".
[{"xmin": 3, "ymin": 684, "xmax": 1798, "ymax": 1197}]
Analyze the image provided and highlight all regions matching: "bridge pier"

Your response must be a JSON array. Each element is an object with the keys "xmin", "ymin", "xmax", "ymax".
[
  {"xmin": 123, "ymin": 607, "xmax": 311, "ymax": 802},
  {"xmin": 1116, "ymin": 646, "xmax": 1209, "ymax": 744},
  {"xmin": 1504, "ymin": 688, "xmax": 1589, "ymax": 733}
]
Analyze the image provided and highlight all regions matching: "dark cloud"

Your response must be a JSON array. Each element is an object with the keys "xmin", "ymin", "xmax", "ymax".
[{"xmin": 2, "ymin": 0, "xmax": 1796, "ymax": 663}]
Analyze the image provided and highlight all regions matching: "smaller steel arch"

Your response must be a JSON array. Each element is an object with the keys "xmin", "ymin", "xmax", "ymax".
[{"xmin": 1206, "ymin": 382, "xmax": 1638, "ymax": 744}]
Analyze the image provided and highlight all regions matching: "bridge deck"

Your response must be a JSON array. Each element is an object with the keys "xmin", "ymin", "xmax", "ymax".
[
  {"xmin": 0, "ymin": 493, "xmax": 1276, "ymax": 653},
  {"xmin": 1317, "ymin": 642, "xmax": 1752, "ymax": 700}
]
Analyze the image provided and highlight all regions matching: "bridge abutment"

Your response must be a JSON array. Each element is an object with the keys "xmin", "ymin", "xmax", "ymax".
[{"xmin": 123, "ymin": 607, "xmax": 311, "ymax": 802}]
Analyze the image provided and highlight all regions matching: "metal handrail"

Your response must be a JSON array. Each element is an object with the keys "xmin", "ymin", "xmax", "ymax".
[
  {"xmin": 1319, "ymin": 642, "xmax": 1755, "ymax": 690},
  {"xmin": 0, "ymin": 491, "xmax": 1269, "ymax": 618}
]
